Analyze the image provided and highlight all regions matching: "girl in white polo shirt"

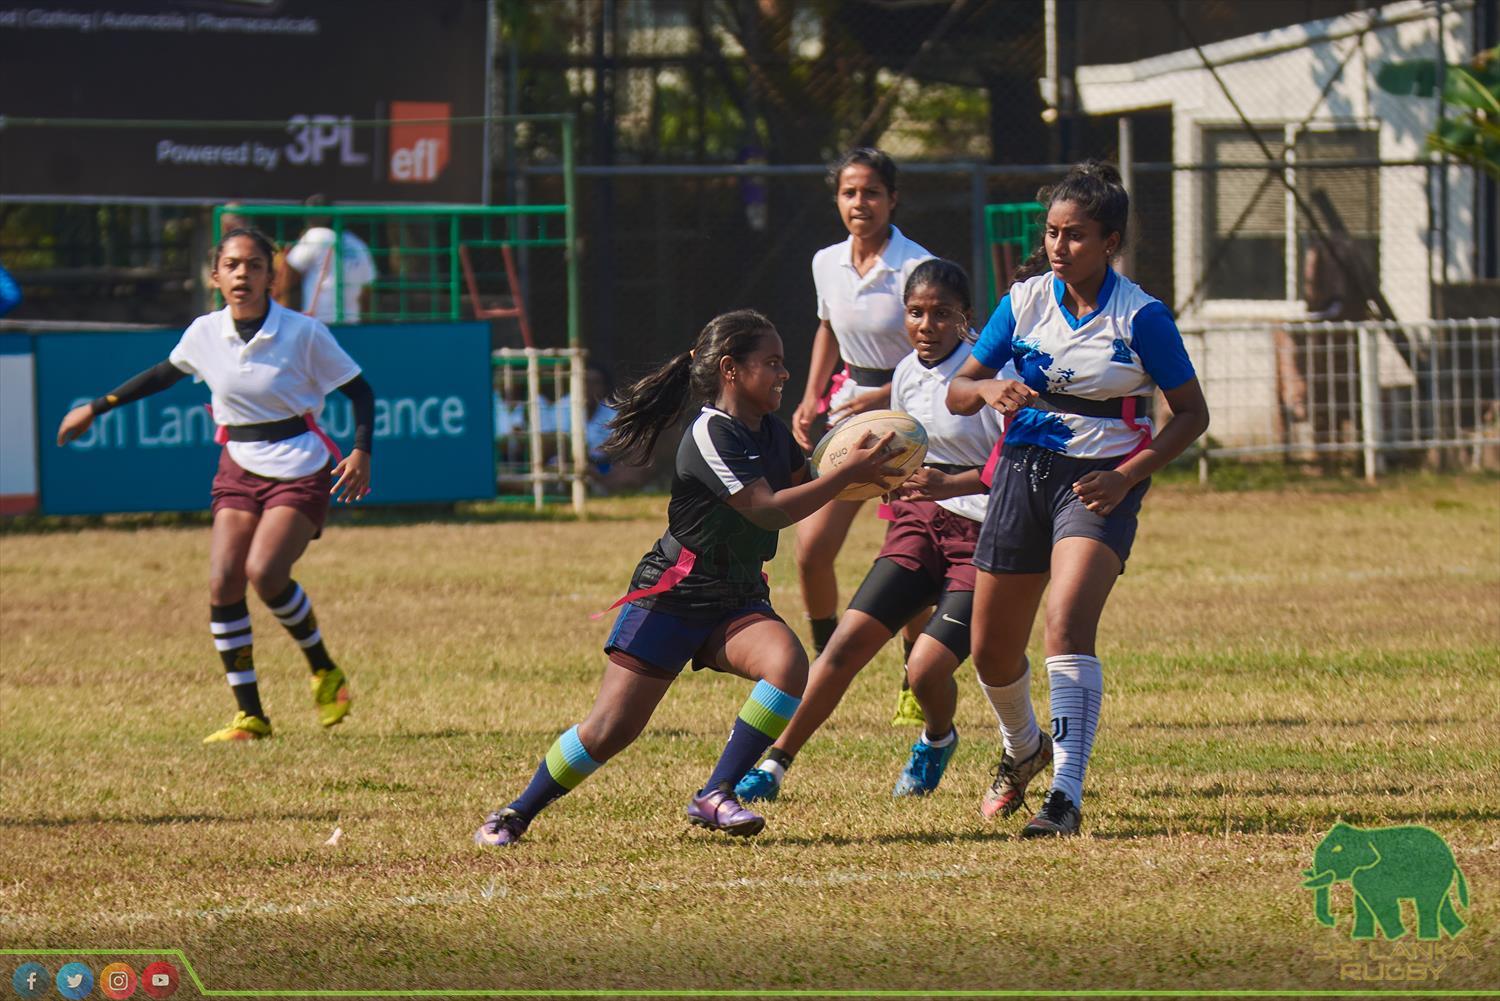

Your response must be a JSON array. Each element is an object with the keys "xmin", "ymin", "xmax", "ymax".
[
  {"xmin": 56, "ymin": 228, "xmax": 376, "ymax": 743},
  {"xmin": 947, "ymin": 162, "xmax": 1210, "ymax": 837},
  {"xmin": 739, "ymin": 259, "xmax": 1005, "ymax": 803},
  {"xmin": 790, "ymin": 147, "xmax": 934, "ymax": 718}
]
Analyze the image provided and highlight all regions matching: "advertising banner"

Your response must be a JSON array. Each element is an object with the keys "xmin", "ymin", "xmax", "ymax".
[
  {"xmin": 35, "ymin": 321, "xmax": 495, "ymax": 514},
  {"xmin": 0, "ymin": 0, "xmax": 487, "ymax": 201}
]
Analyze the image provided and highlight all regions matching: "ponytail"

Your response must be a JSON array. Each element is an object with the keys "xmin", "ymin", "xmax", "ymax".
[
  {"xmin": 604, "ymin": 309, "xmax": 777, "ymax": 465},
  {"xmin": 603, "ymin": 351, "xmax": 695, "ymax": 464}
]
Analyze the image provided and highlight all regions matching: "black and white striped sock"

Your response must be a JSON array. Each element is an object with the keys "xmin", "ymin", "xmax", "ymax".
[
  {"xmin": 211, "ymin": 599, "xmax": 263, "ymax": 719},
  {"xmin": 266, "ymin": 581, "xmax": 336, "ymax": 673},
  {"xmin": 1046, "ymin": 654, "xmax": 1104, "ymax": 806}
]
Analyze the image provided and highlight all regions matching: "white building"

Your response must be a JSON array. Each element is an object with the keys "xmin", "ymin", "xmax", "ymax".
[{"xmin": 1074, "ymin": 0, "xmax": 1485, "ymax": 450}]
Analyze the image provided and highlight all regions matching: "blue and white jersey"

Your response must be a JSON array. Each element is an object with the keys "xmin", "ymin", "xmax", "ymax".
[{"xmin": 972, "ymin": 268, "xmax": 1195, "ymax": 459}]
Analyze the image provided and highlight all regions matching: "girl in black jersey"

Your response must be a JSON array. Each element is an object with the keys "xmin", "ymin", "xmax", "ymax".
[
  {"xmin": 56, "ymin": 229, "xmax": 375, "ymax": 743},
  {"xmin": 475, "ymin": 309, "xmax": 896, "ymax": 846}
]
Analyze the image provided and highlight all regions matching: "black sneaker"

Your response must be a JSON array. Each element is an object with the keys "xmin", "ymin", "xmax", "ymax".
[{"xmin": 1020, "ymin": 789, "xmax": 1081, "ymax": 838}]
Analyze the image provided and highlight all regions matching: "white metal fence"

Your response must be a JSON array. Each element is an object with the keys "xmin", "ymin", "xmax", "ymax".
[
  {"xmin": 492, "ymin": 347, "xmax": 589, "ymax": 512},
  {"xmin": 1182, "ymin": 318, "xmax": 1500, "ymax": 481}
]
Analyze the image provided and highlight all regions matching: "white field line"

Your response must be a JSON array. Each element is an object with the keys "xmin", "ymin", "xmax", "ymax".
[{"xmin": 0, "ymin": 863, "xmax": 992, "ymax": 929}]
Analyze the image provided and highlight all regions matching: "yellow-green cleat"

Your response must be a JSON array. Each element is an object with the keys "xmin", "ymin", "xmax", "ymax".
[
  {"xmin": 311, "ymin": 667, "xmax": 351, "ymax": 728},
  {"xmin": 203, "ymin": 711, "xmax": 272, "ymax": 743},
  {"xmin": 891, "ymin": 684, "xmax": 926, "ymax": 727}
]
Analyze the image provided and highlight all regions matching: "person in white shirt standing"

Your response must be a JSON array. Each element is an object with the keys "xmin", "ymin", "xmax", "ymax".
[
  {"xmin": 738, "ymin": 259, "xmax": 1004, "ymax": 804},
  {"xmin": 283, "ymin": 194, "xmax": 377, "ymax": 324},
  {"xmin": 790, "ymin": 148, "xmax": 935, "ymax": 720},
  {"xmin": 57, "ymin": 229, "xmax": 377, "ymax": 743}
]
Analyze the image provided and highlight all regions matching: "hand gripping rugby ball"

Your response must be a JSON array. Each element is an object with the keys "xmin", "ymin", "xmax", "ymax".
[{"xmin": 811, "ymin": 409, "xmax": 928, "ymax": 501}]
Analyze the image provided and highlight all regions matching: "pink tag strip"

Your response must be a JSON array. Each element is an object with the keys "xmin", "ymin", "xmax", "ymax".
[
  {"xmin": 591, "ymin": 545, "xmax": 698, "ymax": 620},
  {"xmin": 1116, "ymin": 396, "xmax": 1152, "ymax": 465},
  {"xmin": 816, "ymin": 366, "xmax": 852, "ymax": 416}
]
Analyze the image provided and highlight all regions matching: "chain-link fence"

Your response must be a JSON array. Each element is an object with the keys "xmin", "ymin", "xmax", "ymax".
[
  {"xmin": 1183, "ymin": 317, "xmax": 1500, "ymax": 477},
  {"xmin": 4, "ymin": 0, "xmax": 1495, "ymax": 488}
]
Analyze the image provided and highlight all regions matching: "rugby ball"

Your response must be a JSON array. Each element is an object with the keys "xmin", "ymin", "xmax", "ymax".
[{"xmin": 810, "ymin": 409, "xmax": 928, "ymax": 501}]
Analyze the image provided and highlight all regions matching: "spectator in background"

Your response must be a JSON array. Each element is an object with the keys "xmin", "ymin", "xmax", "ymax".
[
  {"xmin": 0, "ymin": 262, "xmax": 21, "ymax": 317},
  {"xmin": 283, "ymin": 194, "xmax": 377, "ymax": 324},
  {"xmin": 542, "ymin": 364, "xmax": 652, "ymax": 491},
  {"xmin": 1275, "ymin": 235, "xmax": 1368, "ymax": 449}
]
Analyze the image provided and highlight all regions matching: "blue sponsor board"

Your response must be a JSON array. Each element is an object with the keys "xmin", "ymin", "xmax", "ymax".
[{"xmin": 35, "ymin": 322, "xmax": 495, "ymax": 514}]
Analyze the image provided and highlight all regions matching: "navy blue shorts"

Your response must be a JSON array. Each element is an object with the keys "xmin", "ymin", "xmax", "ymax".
[
  {"xmin": 975, "ymin": 443, "xmax": 1150, "ymax": 575},
  {"xmin": 605, "ymin": 601, "xmax": 786, "ymax": 680}
]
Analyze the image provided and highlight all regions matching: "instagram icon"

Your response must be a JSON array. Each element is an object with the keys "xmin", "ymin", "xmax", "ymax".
[{"xmin": 101, "ymin": 961, "xmax": 138, "ymax": 999}]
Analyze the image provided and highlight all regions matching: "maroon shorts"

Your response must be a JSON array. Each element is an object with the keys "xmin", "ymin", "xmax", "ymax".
[
  {"xmin": 210, "ymin": 450, "xmax": 332, "ymax": 536},
  {"xmin": 876, "ymin": 498, "xmax": 982, "ymax": 592}
]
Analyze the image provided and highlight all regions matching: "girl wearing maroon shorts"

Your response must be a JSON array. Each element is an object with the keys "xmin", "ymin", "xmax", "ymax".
[
  {"xmin": 57, "ymin": 228, "xmax": 375, "ymax": 743},
  {"xmin": 737, "ymin": 259, "xmax": 1009, "ymax": 803}
]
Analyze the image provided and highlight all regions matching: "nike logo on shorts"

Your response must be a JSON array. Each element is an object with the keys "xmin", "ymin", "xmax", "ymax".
[{"xmin": 941, "ymin": 613, "xmax": 966, "ymax": 626}]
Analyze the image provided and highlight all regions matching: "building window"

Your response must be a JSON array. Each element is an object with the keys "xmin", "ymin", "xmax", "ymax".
[
  {"xmin": 1203, "ymin": 128, "xmax": 1286, "ymax": 301},
  {"xmin": 1203, "ymin": 125, "xmax": 1379, "ymax": 305}
]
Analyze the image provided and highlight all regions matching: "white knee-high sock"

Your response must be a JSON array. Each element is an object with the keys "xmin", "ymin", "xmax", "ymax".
[
  {"xmin": 1046, "ymin": 654, "xmax": 1104, "ymax": 805},
  {"xmin": 977, "ymin": 658, "xmax": 1041, "ymax": 760}
]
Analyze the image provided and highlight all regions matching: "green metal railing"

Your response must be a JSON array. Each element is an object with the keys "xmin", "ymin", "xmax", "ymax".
[
  {"xmin": 212, "ymin": 114, "xmax": 582, "ymax": 346},
  {"xmin": 984, "ymin": 201, "xmax": 1044, "ymax": 311},
  {"xmin": 215, "ymin": 204, "xmax": 573, "ymax": 340}
]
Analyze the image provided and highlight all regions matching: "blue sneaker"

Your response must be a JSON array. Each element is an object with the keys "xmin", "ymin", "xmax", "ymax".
[
  {"xmin": 893, "ymin": 729, "xmax": 958, "ymax": 797},
  {"xmin": 734, "ymin": 767, "xmax": 781, "ymax": 803}
]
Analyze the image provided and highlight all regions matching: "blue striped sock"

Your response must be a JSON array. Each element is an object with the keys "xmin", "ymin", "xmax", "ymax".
[
  {"xmin": 701, "ymin": 680, "xmax": 801, "ymax": 794},
  {"xmin": 508, "ymin": 725, "xmax": 602, "ymax": 820}
]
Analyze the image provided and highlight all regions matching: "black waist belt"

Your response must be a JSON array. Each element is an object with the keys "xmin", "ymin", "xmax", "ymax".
[
  {"xmin": 657, "ymin": 531, "xmax": 765, "ymax": 586},
  {"xmin": 846, "ymin": 364, "xmax": 895, "ymax": 386},
  {"xmin": 1033, "ymin": 392, "xmax": 1151, "ymax": 419},
  {"xmin": 923, "ymin": 462, "xmax": 982, "ymax": 475},
  {"xmin": 225, "ymin": 416, "xmax": 309, "ymax": 443}
]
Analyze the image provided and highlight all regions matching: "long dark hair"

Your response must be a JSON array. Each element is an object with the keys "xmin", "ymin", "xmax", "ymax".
[
  {"xmin": 603, "ymin": 309, "xmax": 777, "ymax": 464},
  {"xmin": 1012, "ymin": 159, "xmax": 1130, "ymax": 283}
]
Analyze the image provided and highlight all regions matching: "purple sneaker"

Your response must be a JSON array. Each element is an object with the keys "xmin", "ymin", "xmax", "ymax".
[
  {"xmin": 686, "ymin": 785, "xmax": 765, "ymax": 837},
  {"xmin": 473, "ymin": 807, "xmax": 529, "ymax": 847}
]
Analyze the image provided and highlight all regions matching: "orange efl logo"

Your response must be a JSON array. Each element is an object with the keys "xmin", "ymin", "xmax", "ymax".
[{"xmin": 389, "ymin": 101, "xmax": 450, "ymax": 183}]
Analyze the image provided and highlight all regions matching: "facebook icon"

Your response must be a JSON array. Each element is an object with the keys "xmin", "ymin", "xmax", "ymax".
[{"xmin": 11, "ymin": 963, "xmax": 49, "ymax": 999}]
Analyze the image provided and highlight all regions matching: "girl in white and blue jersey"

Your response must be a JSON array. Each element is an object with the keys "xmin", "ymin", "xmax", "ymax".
[{"xmin": 947, "ymin": 161, "xmax": 1210, "ymax": 838}]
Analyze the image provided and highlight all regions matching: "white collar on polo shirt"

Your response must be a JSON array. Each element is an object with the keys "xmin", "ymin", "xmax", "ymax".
[
  {"xmin": 913, "ymin": 338, "xmax": 972, "ymax": 381},
  {"xmin": 840, "ymin": 225, "xmax": 908, "ymax": 274},
  {"xmin": 218, "ymin": 298, "xmax": 286, "ymax": 343}
]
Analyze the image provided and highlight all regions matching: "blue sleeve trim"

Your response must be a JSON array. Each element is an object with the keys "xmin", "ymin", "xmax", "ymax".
[
  {"xmin": 972, "ymin": 294, "xmax": 1016, "ymax": 370},
  {"xmin": 1131, "ymin": 301, "xmax": 1196, "ymax": 391}
]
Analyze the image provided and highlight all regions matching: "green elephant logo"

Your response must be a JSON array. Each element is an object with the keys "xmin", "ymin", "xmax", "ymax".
[{"xmin": 1302, "ymin": 822, "xmax": 1470, "ymax": 940}]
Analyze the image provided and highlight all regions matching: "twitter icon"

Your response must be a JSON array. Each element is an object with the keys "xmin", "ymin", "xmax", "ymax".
[{"xmin": 57, "ymin": 961, "xmax": 94, "ymax": 999}]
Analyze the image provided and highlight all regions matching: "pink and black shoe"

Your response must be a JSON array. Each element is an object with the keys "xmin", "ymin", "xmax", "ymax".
[{"xmin": 686, "ymin": 784, "xmax": 765, "ymax": 837}]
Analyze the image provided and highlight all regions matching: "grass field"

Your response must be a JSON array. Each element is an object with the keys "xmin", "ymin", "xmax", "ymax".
[{"xmin": 2, "ymin": 474, "xmax": 1497, "ymax": 996}]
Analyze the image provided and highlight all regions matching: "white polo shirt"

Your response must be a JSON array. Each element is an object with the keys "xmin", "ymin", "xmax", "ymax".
[
  {"xmin": 284, "ymin": 227, "xmax": 377, "ymax": 324},
  {"xmin": 890, "ymin": 340, "xmax": 1006, "ymax": 523},
  {"xmin": 812, "ymin": 225, "xmax": 932, "ymax": 375},
  {"xmin": 168, "ymin": 300, "xmax": 361, "ymax": 479}
]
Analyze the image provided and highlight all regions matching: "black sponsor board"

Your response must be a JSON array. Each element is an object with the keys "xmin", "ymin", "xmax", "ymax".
[{"xmin": 0, "ymin": 0, "xmax": 487, "ymax": 201}]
